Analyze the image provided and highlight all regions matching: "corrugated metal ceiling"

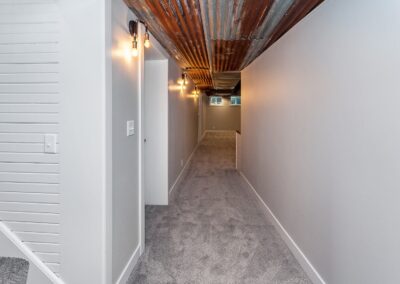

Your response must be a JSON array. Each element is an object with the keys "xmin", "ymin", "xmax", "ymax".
[{"xmin": 124, "ymin": 0, "xmax": 323, "ymax": 90}]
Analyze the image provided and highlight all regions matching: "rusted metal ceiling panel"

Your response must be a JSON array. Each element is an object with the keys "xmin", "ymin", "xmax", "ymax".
[
  {"xmin": 212, "ymin": 71, "xmax": 241, "ymax": 90},
  {"xmin": 125, "ymin": 0, "xmax": 323, "ymax": 90},
  {"xmin": 186, "ymin": 69, "xmax": 213, "ymax": 89}
]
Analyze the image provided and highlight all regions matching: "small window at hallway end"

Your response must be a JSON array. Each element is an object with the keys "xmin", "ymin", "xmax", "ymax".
[
  {"xmin": 210, "ymin": 96, "xmax": 223, "ymax": 106},
  {"xmin": 230, "ymin": 96, "xmax": 241, "ymax": 106}
]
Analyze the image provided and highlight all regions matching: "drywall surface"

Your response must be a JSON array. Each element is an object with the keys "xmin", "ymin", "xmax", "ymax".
[
  {"xmin": 241, "ymin": 0, "xmax": 400, "ymax": 283},
  {"xmin": 205, "ymin": 97, "xmax": 241, "ymax": 131},
  {"xmin": 144, "ymin": 60, "xmax": 168, "ymax": 205},
  {"xmin": 60, "ymin": 0, "xmax": 109, "ymax": 283},
  {"xmin": 168, "ymin": 60, "xmax": 198, "ymax": 190},
  {"xmin": 199, "ymin": 94, "xmax": 208, "ymax": 139},
  {"xmin": 110, "ymin": 0, "xmax": 140, "ymax": 282}
]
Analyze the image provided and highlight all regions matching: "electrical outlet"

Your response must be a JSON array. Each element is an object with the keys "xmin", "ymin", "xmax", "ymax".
[{"xmin": 180, "ymin": 159, "xmax": 184, "ymax": 167}]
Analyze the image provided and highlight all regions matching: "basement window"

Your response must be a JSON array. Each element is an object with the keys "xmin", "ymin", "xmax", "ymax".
[
  {"xmin": 210, "ymin": 96, "xmax": 223, "ymax": 106},
  {"xmin": 230, "ymin": 96, "xmax": 241, "ymax": 106}
]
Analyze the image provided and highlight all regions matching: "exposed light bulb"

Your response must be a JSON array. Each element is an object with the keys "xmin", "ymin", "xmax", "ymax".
[
  {"xmin": 144, "ymin": 39, "xmax": 150, "ymax": 48},
  {"xmin": 132, "ymin": 37, "xmax": 138, "ymax": 57},
  {"xmin": 144, "ymin": 27, "xmax": 150, "ymax": 48},
  {"xmin": 178, "ymin": 73, "xmax": 185, "ymax": 85}
]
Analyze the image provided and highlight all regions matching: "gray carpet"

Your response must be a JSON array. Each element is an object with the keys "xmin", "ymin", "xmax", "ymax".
[
  {"xmin": 0, "ymin": 257, "xmax": 29, "ymax": 284},
  {"xmin": 128, "ymin": 132, "xmax": 311, "ymax": 284}
]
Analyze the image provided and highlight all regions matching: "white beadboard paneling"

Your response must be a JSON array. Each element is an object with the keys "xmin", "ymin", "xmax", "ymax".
[
  {"xmin": 35, "ymin": 252, "xmax": 60, "ymax": 264},
  {"xmin": 0, "ymin": 53, "xmax": 58, "ymax": 64},
  {"xmin": 4, "ymin": 221, "xmax": 60, "ymax": 234},
  {"xmin": 24, "ymin": 242, "xmax": 60, "ymax": 253},
  {"xmin": 0, "ymin": 133, "xmax": 46, "ymax": 143},
  {"xmin": 0, "ymin": 183, "xmax": 59, "ymax": 193},
  {"xmin": 0, "ymin": 0, "xmax": 61, "ymax": 276},
  {"xmin": 0, "ymin": 95, "xmax": 60, "ymax": 104},
  {"xmin": 0, "ymin": 172, "xmax": 59, "ymax": 183},
  {"xmin": 0, "ymin": 143, "xmax": 45, "ymax": 153},
  {"xmin": 0, "ymin": 63, "xmax": 59, "ymax": 74},
  {"xmin": 0, "ymin": 162, "xmax": 59, "ymax": 173},
  {"xmin": 0, "ymin": 153, "xmax": 59, "ymax": 163},
  {"xmin": 0, "ymin": 43, "xmax": 59, "ymax": 54},
  {"xmin": 0, "ymin": 103, "xmax": 59, "ymax": 113},
  {"xmin": 15, "ymin": 232, "xmax": 60, "ymax": 244},
  {"xmin": 0, "ymin": 202, "xmax": 59, "ymax": 213},
  {"xmin": 44, "ymin": 263, "xmax": 60, "ymax": 273},
  {"xmin": 0, "ymin": 73, "xmax": 59, "ymax": 83},
  {"xmin": 0, "ymin": 82, "xmax": 59, "ymax": 93},
  {"xmin": 0, "ymin": 211, "xmax": 59, "ymax": 224},
  {"xmin": 0, "ymin": 33, "xmax": 59, "ymax": 44},
  {"xmin": 0, "ymin": 22, "xmax": 58, "ymax": 34},
  {"xmin": 0, "ymin": 113, "xmax": 58, "ymax": 124},
  {"xmin": 0, "ymin": 192, "xmax": 59, "ymax": 203},
  {"xmin": 0, "ymin": 3, "xmax": 58, "ymax": 15},
  {"xmin": 0, "ymin": 14, "xmax": 59, "ymax": 25},
  {"xmin": 0, "ymin": 123, "xmax": 59, "ymax": 133}
]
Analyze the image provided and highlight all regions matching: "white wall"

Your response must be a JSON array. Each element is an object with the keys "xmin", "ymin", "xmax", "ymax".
[
  {"xmin": 59, "ymin": 0, "xmax": 112, "ymax": 282},
  {"xmin": 205, "ymin": 97, "xmax": 241, "ymax": 131},
  {"xmin": 110, "ymin": 0, "xmax": 141, "ymax": 282},
  {"xmin": 199, "ymin": 94, "xmax": 208, "ymax": 139},
  {"xmin": 0, "ymin": 0, "xmax": 63, "ymax": 278},
  {"xmin": 241, "ymin": 0, "xmax": 400, "ymax": 283},
  {"xmin": 59, "ymin": 0, "xmax": 110, "ymax": 283},
  {"xmin": 168, "ymin": 61, "xmax": 198, "ymax": 191},
  {"xmin": 144, "ymin": 59, "xmax": 168, "ymax": 205},
  {"xmin": 0, "ymin": 0, "xmax": 111, "ymax": 283}
]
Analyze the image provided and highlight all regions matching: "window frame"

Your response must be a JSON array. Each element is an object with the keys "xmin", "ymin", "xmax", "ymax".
[
  {"xmin": 230, "ymin": 96, "xmax": 241, "ymax": 106},
  {"xmin": 209, "ymin": 96, "xmax": 223, "ymax": 106}
]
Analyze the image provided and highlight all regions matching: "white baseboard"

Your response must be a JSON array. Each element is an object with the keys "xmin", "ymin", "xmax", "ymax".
[
  {"xmin": 0, "ymin": 221, "xmax": 64, "ymax": 284},
  {"xmin": 239, "ymin": 172, "xmax": 326, "ymax": 284},
  {"xmin": 115, "ymin": 244, "xmax": 141, "ymax": 284},
  {"xmin": 204, "ymin": 129, "xmax": 236, "ymax": 133},
  {"xmin": 169, "ymin": 138, "xmax": 203, "ymax": 197}
]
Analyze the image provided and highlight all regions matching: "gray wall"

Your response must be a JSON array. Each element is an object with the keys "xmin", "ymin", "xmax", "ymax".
[
  {"xmin": 205, "ymin": 96, "xmax": 241, "ymax": 131},
  {"xmin": 111, "ymin": 1, "xmax": 140, "ymax": 282},
  {"xmin": 168, "ymin": 60, "xmax": 198, "ymax": 190},
  {"xmin": 198, "ymin": 93, "xmax": 208, "ymax": 140},
  {"xmin": 241, "ymin": 0, "xmax": 400, "ymax": 283}
]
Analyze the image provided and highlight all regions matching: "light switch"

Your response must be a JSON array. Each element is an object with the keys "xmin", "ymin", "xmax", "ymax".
[
  {"xmin": 44, "ymin": 134, "xmax": 57, "ymax": 154},
  {"xmin": 127, "ymin": 120, "xmax": 135, "ymax": 136}
]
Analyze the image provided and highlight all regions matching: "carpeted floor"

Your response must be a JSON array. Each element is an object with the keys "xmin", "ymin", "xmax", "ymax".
[
  {"xmin": 128, "ymin": 132, "xmax": 311, "ymax": 284},
  {"xmin": 0, "ymin": 257, "xmax": 29, "ymax": 284}
]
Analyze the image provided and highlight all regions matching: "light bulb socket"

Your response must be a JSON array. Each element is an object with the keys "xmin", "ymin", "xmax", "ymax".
[
  {"xmin": 129, "ymin": 21, "xmax": 139, "ymax": 57},
  {"xmin": 129, "ymin": 20, "xmax": 138, "ymax": 37}
]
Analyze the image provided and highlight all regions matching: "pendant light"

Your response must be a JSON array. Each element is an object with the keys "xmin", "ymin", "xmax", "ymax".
[{"xmin": 129, "ymin": 21, "xmax": 138, "ymax": 57}]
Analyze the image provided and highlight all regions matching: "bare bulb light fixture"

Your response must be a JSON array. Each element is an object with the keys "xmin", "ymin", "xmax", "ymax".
[
  {"xmin": 192, "ymin": 86, "xmax": 200, "ymax": 98},
  {"xmin": 144, "ymin": 25, "xmax": 150, "ymax": 48},
  {"xmin": 177, "ymin": 72, "xmax": 186, "ymax": 86},
  {"xmin": 129, "ymin": 20, "xmax": 138, "ymax": 57}
]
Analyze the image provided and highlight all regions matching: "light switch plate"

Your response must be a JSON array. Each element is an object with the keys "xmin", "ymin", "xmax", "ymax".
[
  {"xmin": 127, "ymin": 120, "xmax": 135, "ymax": 136},
  {"xmin": 44, "ymin": 134, "xmax": 57, "ymax": 154}
]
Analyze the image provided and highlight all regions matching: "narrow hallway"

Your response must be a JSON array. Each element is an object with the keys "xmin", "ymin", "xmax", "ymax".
[{"xmin": 129, "ymin": 132, "xmax": 310, "ymax": 283}]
